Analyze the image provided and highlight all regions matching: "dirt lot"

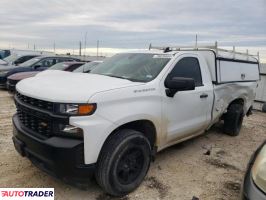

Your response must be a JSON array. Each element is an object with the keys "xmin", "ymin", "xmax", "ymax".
[{"xmin": 0, "ymin": 90, "xmax": 266, "ymax": 200}]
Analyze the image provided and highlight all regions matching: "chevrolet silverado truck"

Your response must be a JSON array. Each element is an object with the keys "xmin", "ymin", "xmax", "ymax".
[{"xmin": 12, "ymin": 45, "xmax": 260, "ymax": 196}]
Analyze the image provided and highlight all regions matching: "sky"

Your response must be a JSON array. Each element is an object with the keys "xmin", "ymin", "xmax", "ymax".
[{"xmin": 0, "ymin": 0, "xmax": 266, "ymax": 62}]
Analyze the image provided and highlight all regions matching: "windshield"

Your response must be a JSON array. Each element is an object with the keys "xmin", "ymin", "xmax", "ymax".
[
  {"xmin": 74, "ymin": 62, "xmax": 100, "ymax": 73},
  {"xmin": 48, "ymin": 62, "xmax": 69, "ymax": 70},
  {"xmin": 19, "ymin": 58, "xmax": 41, "ymax": 67},
  {"xmin": 3, "ymin": 54, "xmax": 18, "ymax": 63},
  {"xmin": 90, "ymin": 53, "xmax": 171, "ymax": 82}
]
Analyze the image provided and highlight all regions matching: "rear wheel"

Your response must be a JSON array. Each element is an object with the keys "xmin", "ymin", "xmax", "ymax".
[
  {"xmin": 223, "ymin": 104, "xmax": 244, "ymax": 136},
  {"xmin": 95, "ymin": 129, "xmax": 151, "ymax": 196},
  {"xmin": 262, "ymin": 103, "xmax": 266, "ymax": 113}
]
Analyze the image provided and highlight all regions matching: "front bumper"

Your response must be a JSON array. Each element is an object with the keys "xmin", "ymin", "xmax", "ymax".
[
  {"xmin": 6, "ymin": 79, "xmax": 17, "ymax": 93},
  {"xmin": 0, "ymin": 76, "xmax": 7, "ymax": 88},
  {"xmin": 12, "ymin": 114, "xmax": 96, "ymax": 183},
  {"xmin": 242, "ymin": 170, "xmax": 266, "ymax": 200}
]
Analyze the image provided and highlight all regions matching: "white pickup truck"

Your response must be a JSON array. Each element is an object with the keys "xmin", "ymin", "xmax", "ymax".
[{"xmin": 12, "ymin": 45, "xmax": 260, "ymax": 196}]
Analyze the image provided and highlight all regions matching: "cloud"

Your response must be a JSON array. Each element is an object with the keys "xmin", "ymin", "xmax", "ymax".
[{"xmin": 0, "ymin": 0, "xmax": 265, "ymax": 60}]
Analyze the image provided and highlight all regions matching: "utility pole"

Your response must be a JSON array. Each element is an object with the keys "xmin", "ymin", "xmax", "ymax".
[
  {"xmin": 97, "ymin": 40, "xmax": 99, "ymax": 58},
  {"xmin": 149, "ymin": 43, "xmax": 152, "ymax": 50},
  {"xmin": 79, "ymin": 41, "xmax": 82, "ymax": 56},
  {"xmin": 53, "ymin": 41, "xmax": 56, "ymax": 53},
  {"xmin": 34, "ymin": 44, "xmax": 36, "ymax": 51},
  {"xmin": 84, "ymin": 32, "xmax": 87, "ymax": 57},
  {"xmin": 195, "ymin": 34, "xmax": 198, "ymax": 49}
]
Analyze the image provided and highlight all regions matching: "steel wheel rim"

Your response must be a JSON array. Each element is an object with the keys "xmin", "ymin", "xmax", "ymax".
[{"xmin": 116, "ymin": 147, "xmax": 145, "ymax": 185}]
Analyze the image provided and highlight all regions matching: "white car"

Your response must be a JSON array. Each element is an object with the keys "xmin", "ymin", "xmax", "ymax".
[
  {"xmin": 12, "ymin": 44, "xmax": 260, "ymax": 196},
  {"xmin": 242, "ymin": 141, "xmax": 266, "ymax": 200}
]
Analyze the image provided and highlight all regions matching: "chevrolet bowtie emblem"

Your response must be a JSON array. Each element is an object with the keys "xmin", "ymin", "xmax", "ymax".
[{"xmin": 39, "ymin": 122, "xmax": 48, "ymax": 127}]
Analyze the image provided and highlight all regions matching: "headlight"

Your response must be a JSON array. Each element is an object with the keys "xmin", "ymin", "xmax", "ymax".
[
  {"xmin": 58, "ymin": 103, "xmax": 97, "ymax": 116},
  {"xmin": 0, "ymin": 71, "xmax": 8, "ymax": 76},
  {"xmin": 252, "ymin": 145, "xmax": 266, "ymax": 192}
]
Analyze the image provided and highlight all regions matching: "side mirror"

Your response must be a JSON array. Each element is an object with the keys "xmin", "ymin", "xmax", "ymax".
[
  {"xmin": 33, "ymin": 65, "xmax": 41, "ymax": 69},
  {"xmin": 165, "ymin": 76, "xmax": 195, "ymax": 97},
  {"xmin": 14, "ymin": 61, "xmax": 19, "ymax": 65}
]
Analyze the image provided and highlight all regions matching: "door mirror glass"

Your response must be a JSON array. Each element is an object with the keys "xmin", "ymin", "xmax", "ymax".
[{"xmin": 165, "ymin": 76, "xmax": 195, "ymax": 97}]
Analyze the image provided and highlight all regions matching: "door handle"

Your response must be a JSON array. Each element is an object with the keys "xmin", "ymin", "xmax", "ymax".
[{"xmin": 200, "ymin": 93, "xmax": 208, "ymax": 98}]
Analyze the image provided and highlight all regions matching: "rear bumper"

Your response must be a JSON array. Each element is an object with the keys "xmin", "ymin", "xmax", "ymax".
[{"xmin": 12, "ymin": 114, "xmax": 96, "ymax": 183}]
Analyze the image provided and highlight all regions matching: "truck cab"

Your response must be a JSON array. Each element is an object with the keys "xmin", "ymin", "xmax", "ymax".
[{"xmin": 12, "ymin": 46, "xmax": 260, "ymax": 196}]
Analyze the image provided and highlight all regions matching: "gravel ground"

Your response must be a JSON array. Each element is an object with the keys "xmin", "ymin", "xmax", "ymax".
[{"xmin": 0, "ymin": 90, "xmax": 266, "ymax": 200}]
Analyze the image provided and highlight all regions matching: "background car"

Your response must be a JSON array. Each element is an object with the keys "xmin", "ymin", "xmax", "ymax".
[
  {"xmin": 6, "ymin": 61, "xmax": 85, "ymax": 93},
  {"xmin": 241, "ymin": 141, "xmax": 266, "ymax": 200},
  {"xmin": 0, "ymin": 50, "xmax": 11, "ymax": 59},
  {"xmin": 0, "ymin": 54, "xmax": 39, "ymax": 66},
  {"xmin": 0, "ymin": 56, "xmax": 79, "ymax": 88},
  {"xmin": 73, "ymin": 61, "xmax": 103, "ymax": 73},
  {"xmin": 48, "ymin": 61, "xmax": 85, "ymax": 72}
]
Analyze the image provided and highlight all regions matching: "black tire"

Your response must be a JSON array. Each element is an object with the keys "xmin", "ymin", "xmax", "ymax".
[
  {"xmin": 223, "ymin": 104, "xmax": 244, "ymax": 136},
  {"xmin": 262, "ymin": 103, "xmax": 266, "ymax": 113},
  {"xmin": 95, "ymin": 129, "xmax": 151, "ymax": 197}
]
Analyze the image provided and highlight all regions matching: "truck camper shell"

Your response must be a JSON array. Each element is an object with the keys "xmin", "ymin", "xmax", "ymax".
[{"xmin": 149, "ymin": 43, "xmax": 260, "ymax": 84}]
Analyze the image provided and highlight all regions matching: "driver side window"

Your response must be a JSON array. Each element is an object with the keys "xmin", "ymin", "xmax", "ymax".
[
  {"xmin": 35, "ymin": 58, "xmax": 56, "ymax": 68},
  {"xmin": 170, "ymin": 57, "xmax": 203, "ymax": 87}
]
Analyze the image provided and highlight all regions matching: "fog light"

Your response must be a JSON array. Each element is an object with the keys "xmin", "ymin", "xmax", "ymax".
[{"xmin": 59, "ymin": 124, "xmax": 83, "ymax": 138}]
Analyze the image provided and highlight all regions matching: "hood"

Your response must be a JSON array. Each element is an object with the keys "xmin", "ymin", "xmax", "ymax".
[
  {"xmin": 16, "ymin": 70, "xmax": 144, "ymax": 103},
  {"xmin": 8, "ymin": 71, "xmax": 39, "ymax": 81},
  {"xmin": 0, "ymin": 65, "xmax": 18, "ymax": 71},
  {"xmin": 5, "ymin": 66, "xmax": 33, "ymax": 78},
  {"xmin": 0, "ymin": 59, "xmax": 8, "ymax": 65}
]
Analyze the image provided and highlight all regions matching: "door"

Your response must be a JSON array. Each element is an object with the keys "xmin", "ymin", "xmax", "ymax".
[
  {"xmin": 33, "ymin": 58, "xmax": 57, "ymax": 70},
  {"xmin": 162, "ymin": 55, "xmax": 213, "ymax": 143}
]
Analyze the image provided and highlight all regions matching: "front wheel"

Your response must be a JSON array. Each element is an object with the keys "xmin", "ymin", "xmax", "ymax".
[{"xmin": 95, "ymin": 129, "xmax": 151, "ymax": 197}]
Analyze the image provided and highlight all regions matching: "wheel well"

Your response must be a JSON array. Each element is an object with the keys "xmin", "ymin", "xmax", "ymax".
[
  {"xmin": 221, "ymin": 98, "xmax": 245, "ymax": 120},
  {"xmin": 110, "ymin": 120, "xmax": 157, "ymax": 147},
  {"xmin": 229, "ymin": 98, "xmax": 244, "ymax": 107}
]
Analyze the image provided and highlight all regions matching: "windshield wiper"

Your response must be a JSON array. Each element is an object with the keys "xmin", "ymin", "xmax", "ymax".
[
  {"xmin": 105, "ymin": 74, "xmax": 128, "ymax": 80},
  {"xmin": 100, "ymin": 73, "xmax": 145, "ymax": 82}
]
